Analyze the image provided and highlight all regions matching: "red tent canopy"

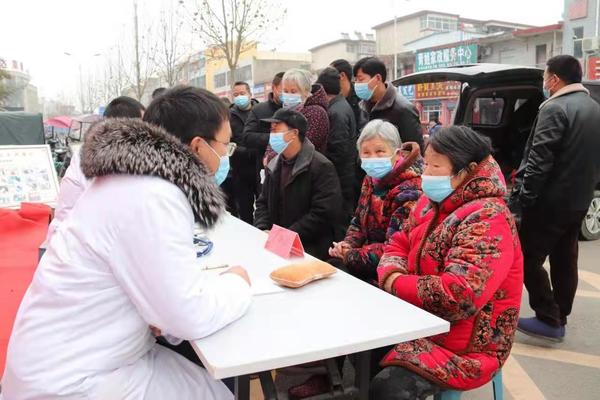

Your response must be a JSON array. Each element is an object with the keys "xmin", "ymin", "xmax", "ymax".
[{"xmin": 44, "ymin": 116, "xmax": 72, "ymax": 129}]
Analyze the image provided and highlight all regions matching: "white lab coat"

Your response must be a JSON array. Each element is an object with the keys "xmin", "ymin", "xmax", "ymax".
[
  {"xmin": 1, "ymin": 175, "xmax": 251, "ymax": 399},
  {"xmin": 45, "ymin": 150, "xmax": 89, "ymax": 243}
]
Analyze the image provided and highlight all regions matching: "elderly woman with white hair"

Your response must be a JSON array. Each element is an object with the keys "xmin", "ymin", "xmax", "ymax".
[
  {"xmin": 328, "ymin": 119, "xmax": 423, "ymax": 284},
  {"xmin": 274, "ymin": 68, "xmax": 330, "ymax": 156},
  {"xmin": 289, "ymin": 119, "xmax": 424, "ymax": 399}
]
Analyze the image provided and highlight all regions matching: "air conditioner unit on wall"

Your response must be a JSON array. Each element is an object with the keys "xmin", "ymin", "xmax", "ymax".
[{"xmin": 582, "ymin": 37, "xmax": 600, "ymax": 53}]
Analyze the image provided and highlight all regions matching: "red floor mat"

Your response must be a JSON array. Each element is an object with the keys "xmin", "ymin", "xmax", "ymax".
[{"xmin": 0, "ymin": 203, "xmax": 51, "ymax": 377}]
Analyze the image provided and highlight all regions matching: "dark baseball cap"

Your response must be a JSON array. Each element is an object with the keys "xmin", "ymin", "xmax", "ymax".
[{"xmin": 262, "ymin": 109, "xmax": 308, "ymax": 136}]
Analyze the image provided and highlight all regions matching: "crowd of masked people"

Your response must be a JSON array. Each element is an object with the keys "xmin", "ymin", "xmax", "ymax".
[{"xmin": 3, "ymin": 54, "xmax": 599, "ymax": 400}]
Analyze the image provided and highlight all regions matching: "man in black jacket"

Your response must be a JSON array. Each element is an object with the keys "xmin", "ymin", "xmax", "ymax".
[
  {"xmin": 330, "ymin": 59, "xmax": 367, "ymax": 134},
  {"xmin": 330, "ymin": 59, "xmax": 369, "ymax": 204},
  {"xmin": 317, "ymin": 67, "xmax": 357, "ymax": 230},
  {"xmin": 512, "ymin": 55, "xmax": 600, "ymax": 341},
  {"xmin": 227, "ymin": 81, "xmax": 259, "ymax": 223},
  {"xmin": 353, "ymin": 57, "xmax": 424, "ymax": 151},
  {"xmin": 241, "ymin": 72, "xmax": 284, "ymax": 185},
  {"xmin": 254, "ymin": 109, "xmax": 342, "ymax": 260}
]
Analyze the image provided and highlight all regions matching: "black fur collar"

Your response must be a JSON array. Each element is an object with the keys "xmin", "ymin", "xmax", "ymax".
[{"xmin": 79, "ymin": 118, "xmax": 225, "ymax": 228}]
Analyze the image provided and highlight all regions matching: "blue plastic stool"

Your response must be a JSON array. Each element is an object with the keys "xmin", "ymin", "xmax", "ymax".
[{"xmin": 434, "ymin": 370, "xmax": 503, "ymax": 400}]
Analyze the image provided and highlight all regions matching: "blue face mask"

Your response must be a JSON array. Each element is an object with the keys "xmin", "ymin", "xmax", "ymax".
[
  {"xmin": 269, "ymin": 131, "xmax": 291, "ymax": 154},
  {"xmin": 421, "ymin": 174, "xmax": 454, "ymax": 203},
  {"xmin": 214, "ymin": 155, "xmax": 230, "ymax": 186},
  {"xmin": 543, "ymin": 88, "xmax": 551, "ymax": 99},
  {"xmin": 206, "ymin": 143, "xmax": 230, "ymax": 186},
  {"xmin": 355, "ymin": 78, "xmax": 376, "ymax": 101},
  {"xmin": 361, "ymin": 157, "xmax": 393, "ymax": 179},
  {"xmin": 233, "ymin": 95, "xmax": 250, "ymax": 109},
  {"xmin": 281, "ymin": 93, "xmax": 303, "ymax": 108}
]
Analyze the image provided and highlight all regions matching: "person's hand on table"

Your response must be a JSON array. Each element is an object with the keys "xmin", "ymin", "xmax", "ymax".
[
  {"xmin": 329, "ymin": 241, "xmax": 351, "ymax": 259},
  {"xmin": 222, "ymin": 265, "xmax": 252, "ymax": 286}
]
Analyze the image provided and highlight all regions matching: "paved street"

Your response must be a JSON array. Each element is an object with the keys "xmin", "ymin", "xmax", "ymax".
[{"xmin": 249, "ymin": 239, "xmax": 600, "ymax": 400}]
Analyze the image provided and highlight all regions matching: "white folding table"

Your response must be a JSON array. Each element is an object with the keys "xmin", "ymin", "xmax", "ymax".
[{"xmin": 192, "ymin": 215, "xmax": 449, "ymax": 399}]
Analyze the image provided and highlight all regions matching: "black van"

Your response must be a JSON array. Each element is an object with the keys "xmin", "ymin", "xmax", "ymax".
[{"xmin": 394, "ymin": 64, "xmax": 600, "ymax": 241}]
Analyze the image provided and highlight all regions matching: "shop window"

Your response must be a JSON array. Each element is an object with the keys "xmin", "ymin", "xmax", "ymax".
[
  {"xmin": 573, "ymin": 27, "xmax": 584, "ymax": 59},
  {"xmin": 214, "ymin": 72, "xmax": 227, "ymax": 88},
  {"xmin": 423, "ymin": 104, "xmax": 442, "ymax": 122}
]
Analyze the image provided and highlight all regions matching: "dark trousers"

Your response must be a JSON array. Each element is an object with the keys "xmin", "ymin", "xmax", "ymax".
[
  {"xmin": 221, "ymin": 177, "xmax": 238, "ymax": 217},
  {"xmin": 221, "ymin": 174, "xmax": 257, "ymax": 224},
  {"xmin": 519, "ymin": 208, "xmax": 587, "ymax": 327},
  {"xmin": 233, "ymin": 174, "xmax": 258, "ymax": 224}
]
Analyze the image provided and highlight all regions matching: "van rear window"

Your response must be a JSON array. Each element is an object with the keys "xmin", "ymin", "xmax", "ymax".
[{"xmin": 472, "ymin": 98, "xmax": 505, "ymax": 125}]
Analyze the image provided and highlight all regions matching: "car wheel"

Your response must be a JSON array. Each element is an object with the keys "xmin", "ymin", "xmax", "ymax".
[{"xmin": 581, "ymin": 190, "xmax": 600, "ymax": 241}]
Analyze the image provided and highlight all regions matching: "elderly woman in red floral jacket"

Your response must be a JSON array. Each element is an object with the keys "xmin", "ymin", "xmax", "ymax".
[
  {"xmin": 328, "ymin": 119, "xmax": 422, "ymax": 283},
  {"xmin": 288, "ymin": 119, "xmax": 423, "ymax": 399},
  {"xmin": 371, "ymin": 126, "xmax": 523, "ymax": 399}
]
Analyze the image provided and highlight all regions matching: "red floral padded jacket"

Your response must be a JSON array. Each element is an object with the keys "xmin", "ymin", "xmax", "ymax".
[
  {"xmin": 343, "ymin": 143, "xmax": 422, "ymax": 283},
  {"xmin": 377, "ymin": 156, "xmax": 523, "ymax": 391}
]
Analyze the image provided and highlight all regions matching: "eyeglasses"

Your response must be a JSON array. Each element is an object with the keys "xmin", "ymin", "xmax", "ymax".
[{"xmin": 211, "ymin": 139, "xmax": 237, "ymax": 157}]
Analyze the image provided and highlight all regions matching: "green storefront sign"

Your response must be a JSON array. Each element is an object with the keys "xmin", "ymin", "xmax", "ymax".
[{"xmin": 416, "ymin": 44, "xmax": 478, "ymax": 72}]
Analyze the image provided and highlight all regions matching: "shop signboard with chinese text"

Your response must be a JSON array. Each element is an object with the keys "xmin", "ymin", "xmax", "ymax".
[
  {"xmin": 399, "ymin": 85, "xmax": 416, "ymax": 101},
  {"xmin": 416, "ymin": 44, "xmax": 478, "ymax": 72},
  {"xmin": 416, "ymin": 81, "xmax": 462, "ymax": 100}
]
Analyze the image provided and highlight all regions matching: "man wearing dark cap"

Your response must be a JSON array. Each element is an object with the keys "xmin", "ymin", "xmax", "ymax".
[{"xmin": 254, "ymin": 109, "xmax": 343, "ymax": 260}]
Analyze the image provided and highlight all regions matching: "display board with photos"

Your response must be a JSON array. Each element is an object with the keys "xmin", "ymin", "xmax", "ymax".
[{"xmin": 0, "ymin": 145, "xmax": 60, "ymax": 209}]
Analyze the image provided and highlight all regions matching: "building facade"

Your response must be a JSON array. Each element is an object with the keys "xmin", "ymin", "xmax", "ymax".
[
  {"xmin": 563, "ymin": 0, "xmax": 600, "ymax": 79},
  {"xmin": 391, "ymin": 22, "xmax": 562, "ymax": 127},
  {"xmin": 363, "ymin": 10, "xmax": 569, "ymax": 126},
  {"xmin": 177, "ymin": 43, "xmax": 311, "ymax": 101},
  {"xmin": 309, "ymin": 33, "xmax": 376, "ymax": 71},
  {"xmin": 0, "ymin": 58, "xmax": 40, "ymax": 113},
  {"xmin": 373, "ymin": 10, "xmax": 533, "ymax": 78}
]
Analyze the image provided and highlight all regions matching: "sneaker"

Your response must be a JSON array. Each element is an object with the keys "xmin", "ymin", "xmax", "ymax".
[
  {"xmin": 517, "ymin": 317, "xmax": 565, "ymax": 342},
  {"xmin": 288, "ymin": 374, "xmax": 331, "ymax": 399}
]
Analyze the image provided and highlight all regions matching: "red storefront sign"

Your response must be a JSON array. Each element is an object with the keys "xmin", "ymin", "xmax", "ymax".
[
  {"xmin": 588, "ymin": 57, "xmax": 600, "ymax": 80},
  {"xmin": 416, "ymin": 81, "xmax": 461, "ymax": 100}
]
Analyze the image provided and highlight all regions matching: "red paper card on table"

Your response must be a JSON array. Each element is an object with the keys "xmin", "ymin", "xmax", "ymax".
[{"xmin": 265, "ymin": 224, "xmax": 304, "ymax": 259}]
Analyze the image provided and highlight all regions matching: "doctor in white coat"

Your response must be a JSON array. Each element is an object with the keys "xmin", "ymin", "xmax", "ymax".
[{"xmin": 2, "ymin": 87, "xmax": 251, "ymax": 400}]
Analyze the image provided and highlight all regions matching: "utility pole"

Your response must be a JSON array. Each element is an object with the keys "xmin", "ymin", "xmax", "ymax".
[{"xmin": 133, "ymin": 0, "xmax": 142, "ymax": 100}]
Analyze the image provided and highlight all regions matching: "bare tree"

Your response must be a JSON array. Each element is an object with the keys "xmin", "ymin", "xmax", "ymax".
[
  {"xmin": 180, "ymin": 0, "xmax": 286, "ymax": 85},
  {"xmin": 154, "ymin": 2, "xmax": 193, "ymax": 87},
  {"xmin": 78, "ymin": 72, "xmax": 104, "ymax": 114},
  {"xmin": 103, "ymin": 45, "xmax": 129, "ymax": 102}
]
